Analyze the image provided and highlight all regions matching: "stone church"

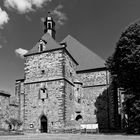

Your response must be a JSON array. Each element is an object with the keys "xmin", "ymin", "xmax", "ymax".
[{"xmin": 14, "ymin": 15, "xmax": 120, "ymax": 133}]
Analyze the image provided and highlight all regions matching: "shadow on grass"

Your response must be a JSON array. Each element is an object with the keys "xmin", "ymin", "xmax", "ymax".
[{"xmin": 0, "ymin": 128, "xmax": 24, "ymax": 136}]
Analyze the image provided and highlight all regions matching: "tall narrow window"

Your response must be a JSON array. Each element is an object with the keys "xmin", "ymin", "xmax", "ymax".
[
  {"xmin": 39, "ymin": 43, "xmax": 43, "ymax": 52},
  {"xmin": 39, "ymin": 88, "xmax": 48, "ymax": 100},
  {"xmin": 48, "ymin": 22, "xmax": 51, "ymax": 29},
  {"xmin": 39, "ymin": 40, "xmax": 46, "ymax": 52}
]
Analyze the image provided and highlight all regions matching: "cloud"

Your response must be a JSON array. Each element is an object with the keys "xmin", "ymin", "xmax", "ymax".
[
  {"xmin": 51, "ymin": 4, "xmax": 67, "ymax": 26},
  {"xmin": 15, "ymin": 48, "xmax": 28, "ymax": 58},
  {"xmin": 4, "ymin": 0, "xmax": 53, "ymax": 14},
  {"xmin": 25, "ymin": 15, "xmax": 32, "ymax": 21},
  {"xmin": 4, "ymin": 0, "xmax": 32, "ymax": 14},
  {"xmin": 31, "ymin": 0, "xmax": 52, "ymax": 8},
  {"xmin": 0, "ymin": 7, "xmax": 9, "ymax": 29},
  {"xmin": 4, "ymin": 1, "xmax": 67, "ymax": 27},
  {"xmin": 0, "ymin": 45, "xmax": 3, "ymax": 48}
]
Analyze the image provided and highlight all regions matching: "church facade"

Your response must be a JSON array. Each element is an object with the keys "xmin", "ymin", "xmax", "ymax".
[{"xmin": 15, "ymin": 15, "xmax": 120, "ymax": 133}]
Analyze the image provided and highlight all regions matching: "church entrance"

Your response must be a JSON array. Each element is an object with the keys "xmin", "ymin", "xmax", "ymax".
[{"xmin": 40, "ymin": 115, "xmax": 48, "ymax": 133}]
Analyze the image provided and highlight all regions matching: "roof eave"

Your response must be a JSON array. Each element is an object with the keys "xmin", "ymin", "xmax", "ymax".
[{"xmin": 76, "ymin": 67, "xmax": 107, "ymax": 74}]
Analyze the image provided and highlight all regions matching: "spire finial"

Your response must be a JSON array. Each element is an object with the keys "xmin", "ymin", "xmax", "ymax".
[{"xmin": 47, "ymin": 11, "xmax": 52, "ymax": 20}]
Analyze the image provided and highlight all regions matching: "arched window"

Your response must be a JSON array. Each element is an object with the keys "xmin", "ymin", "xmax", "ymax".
[
  {"xmin": 47, "ymin": 22, "xmax": 52, "ymax": 29},
  {"xmin": 39, "ymin": 40, "xmax": 46, "ymax": 52},
  {"xmin": 75, "ymin": 115, "xmax": 83, "ymax": 121}
]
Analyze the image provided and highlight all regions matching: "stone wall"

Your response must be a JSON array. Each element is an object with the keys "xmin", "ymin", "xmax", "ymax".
[
  {"xmin": 64, "ymin": 81, "xmax": 74, "ymax": 126},
  {"xmin": 9, "ymin": 104, "xmax": 19, "ymax": 120},
  {"xmin": 77, "ymin": 70, "xmax": 119, "ymax": 131},
  {"xmin": 64, "ymin": 50, "xmax": 77, "ymax": 83},
  {"xmin": 24, "ymin": 50, "xmax": 64, "ymax": 83},
  {"xmin": 16, "ymin": 45, "xmax": 119, "ymax": 132},
  {"xmin": 82, "ymin": 86, "xmax": 107, "ymax": 124},
  {"xmin": 0, "ymin": 95, "xmax": 10, "ymax": 129},
  {"xmin": 0, "ymin": 91, "xmax": 19, "ymax": 130},
  {"xmin": 78, "ymin": 70, "xmax": 107, "ymax": 87},
  {"xmin": 77, "ymin": 70, "xmax": 109, "ymax": 129},
  {"xmin": 24, "ymin": 80, "xmax": 65, "ymax": 132},
  {"xmin": 63, "ymin": 50, "xmax": 78, "ymax": 127},
  {"xmin": 15, "ymin": 80, "xmax": 25, "ymax": 122}
]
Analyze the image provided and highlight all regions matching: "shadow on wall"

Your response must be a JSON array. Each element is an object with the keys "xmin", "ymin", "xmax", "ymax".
[{"xmin": 94, "ymin": 81, "xmax": 121, "ymax": 133}]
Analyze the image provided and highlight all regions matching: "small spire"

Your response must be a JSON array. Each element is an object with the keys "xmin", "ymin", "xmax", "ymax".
[{"xmin": 43, "ymin": 12, "xmax": 56, "ymax": 39}]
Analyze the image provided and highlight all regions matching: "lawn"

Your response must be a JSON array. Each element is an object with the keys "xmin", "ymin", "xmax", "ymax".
[{"xmin": 0, "ymin": 134, "xmax": 140, "ymax": 140}]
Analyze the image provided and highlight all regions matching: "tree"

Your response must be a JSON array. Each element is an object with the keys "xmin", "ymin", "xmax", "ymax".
[
  {"xmin": 106, "ymin": 20, "xmax": 140, "ymax": 134},
  {"xmin": 5, "ymin": 118, "xmax": 22, "ymax": 131}
]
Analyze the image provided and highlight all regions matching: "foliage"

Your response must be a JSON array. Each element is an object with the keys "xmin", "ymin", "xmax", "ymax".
[
  {"xmin": 5, "ymin": 118, "xmax": 22, "ymax": 130},
  {"xmin": 106, "ymin": 21, "xmax": 140, "ymax": 93},
  {"xmin": 106, "ymin": 20, "xmax": 140, "ymax": 134},
  {"xmin": 123, "ymin": 95, "xmax": 140, "ymax": 134}
]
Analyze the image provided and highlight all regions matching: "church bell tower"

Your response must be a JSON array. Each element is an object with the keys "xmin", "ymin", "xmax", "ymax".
[{"xmin": 44, "ymin": 12, "xmax": 56, "ymax": 39}]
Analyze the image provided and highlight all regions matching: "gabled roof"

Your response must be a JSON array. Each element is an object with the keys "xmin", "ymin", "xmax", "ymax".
[
  {"xmin": 25, "ymin": 33, "xmax": 62, "ymax": 56},
  {"xmin": 25, "ymin": 33, "xmax": 105, "ymax": 71},
  {"xmin": 61, "ymin": 35, "xmax": 105, "ymax": 71}
]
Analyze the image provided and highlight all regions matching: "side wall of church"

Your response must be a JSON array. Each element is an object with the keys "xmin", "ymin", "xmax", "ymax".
[
  {"xmin": 63, "ymin": 50, "xmax": 78, "ymax": 128},
  {"xmin": 64, "ymin": 50, "xmax": 77, "ymax": 83},
  {"xmin": 0, "ymin": 95, "xmax": 10, "ymax": 129},
  {"xmin": 77, "ymin": 70, "xmax": 118, "ymax": 130},
  {"xmin": 9, "ymin": 104, "xmax": 19, "ymax": 120},
  {"xmin": 15, "ymin": 80, "xmax": 25, "ymax": 122}
]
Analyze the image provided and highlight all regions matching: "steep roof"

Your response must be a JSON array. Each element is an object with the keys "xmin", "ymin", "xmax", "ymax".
[
  {"xmin": 61, "ymin": 35, "xmax": 105, "ymax": 71},
  {"xmin": 25, "ymin": 33, "xmax": 62, "ymax": 56},
  {"xmin": 25, "ymin": 33, "xmax": 105, "ymax": 71}
]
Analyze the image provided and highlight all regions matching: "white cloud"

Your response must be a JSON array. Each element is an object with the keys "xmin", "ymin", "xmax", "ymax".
[
  {"xmin": 0, "ymin": 45, "xmax": 3, "ymax": 48},
  {"xmin": 4, "ymin": 1, "xmax": 67, "ymax": 27},
  {"xmin": 4, "ymin": 0, "xmax": 33, "ymax": 13},
  {"xmin": 0, "ymin": 7, "xmax": 9, "ymax": 29},
  {"xmin": 4, "ymin": 0, "xmax": 53, "ymax": 14},
  {"xmin": 15, "ymin": 48, "xmax": 28, "ymax": 58},
  {"xmin": 32, "ymin": 0, "xmax": 52, "ymax": 8},
  {"xmin": 51, "ymin": 4, "xmax": 67, "ymax": 26}
]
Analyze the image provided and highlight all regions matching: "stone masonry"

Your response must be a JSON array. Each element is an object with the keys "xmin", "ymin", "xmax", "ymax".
[
  {"xmin": 14, "ymin": 15, "xmax": 120, "ymax": 133},
  {"xmin": 0, "ymin": 91, "xmax": 18, "ymax": 130}
]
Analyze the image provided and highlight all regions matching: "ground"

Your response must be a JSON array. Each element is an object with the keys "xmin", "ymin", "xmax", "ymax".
[{"xmin": 0, "ymin": 134, "xmax": 140, "ymax": 140}]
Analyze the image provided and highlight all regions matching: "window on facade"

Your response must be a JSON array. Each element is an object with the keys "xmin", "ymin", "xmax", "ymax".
[
  {"xmin": 39, "ymin": 40, "xmax": 46, "ymax": 52},
  {"xmin": 75, "ymin": 115, "xmax": 83, "ymax": 121},
  {"xmin": 41, "ymin": 70, "xmax": 45, "ymax": 75},
  {"xmin": 48, "ymin": 22, "xmax": 51, "ymax": 29},
  {"xmin": 70, "ymin": 72, "xmax": 72, "ymax": 77},
  {"xmin": 69, "ymin": 92, "xmax": 73, "ymax": 100},
  {"xmin": 39, "ymin": 88, "xmax": 48, "ymax": 100},
  {"xmin": 77, "ymin": 98, "xmax": 81, "ymax": 103},
  {"xmin": 39, "ymin": 43, "xmax": 43, "ymax": 52}
]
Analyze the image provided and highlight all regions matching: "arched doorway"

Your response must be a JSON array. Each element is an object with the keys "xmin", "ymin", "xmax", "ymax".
[
  {"xmin": 75, "ymin": 114, "xmax": 83, "ymax": 121},
  {"xmin": 40, "ymin": 115, "xmax": 47, "ymax": 133}
]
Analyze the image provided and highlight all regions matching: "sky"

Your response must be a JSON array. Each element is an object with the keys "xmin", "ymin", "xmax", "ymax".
[{"xmin": 0, "ymin": 0, "xmax": 140, "ymax": 95}]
